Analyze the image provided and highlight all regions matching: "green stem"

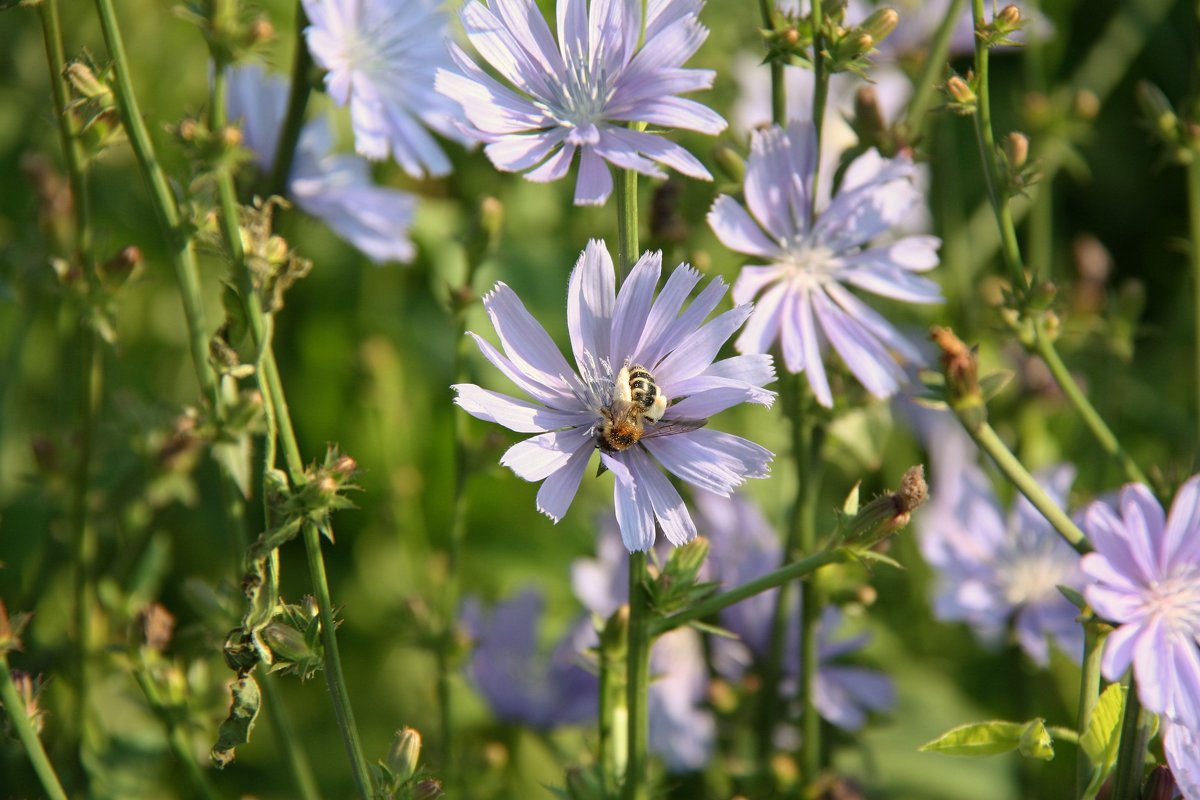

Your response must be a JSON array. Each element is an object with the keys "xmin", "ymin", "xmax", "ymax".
[
  {"xmin": 0, "ymin": 659, "xmax": 69, "ymax": 800},
  {"xmin": 303, "ymin": 523, "xmax": 374, "ymax": 799},
  {"xmin": 1075, "ymin": 622, "xmax": 1106, "ymax": 799},
  {"xmin": 622, "ymin": 551, "xmax": 650, "ymax": 800},
  {"xmin": 1031, "ymin": 319, "xmax": 1154, "ymax": 492},
  {"xmin": 615, "ymin": 167, "xmax": 640, "ymax": 281},
  {"xmin": 1110, "ymin": 678, "xmax": 1149, "ymax": 800},
  {"xmin": 39, "ymin": 0, "xmax": 92, "ymax": 261},
  {"xmin": 268, "ymin": 2, "xmax": 314, "ymax": 197},
  {"xmin": 598, "ymin": 629, "xmax": 624, "ymax": 793},
  {"xmin": 651, "ymin": 550, "xmax": 849, "ymax": 637},
  {"xmin": 1188, "ymin": 157, "xmax": 1200, "ymax": 447},
  {"xmin": 958, "ymin": 420, "xmax": 1091, "ymax": 553},
  {"xmin": 970, "ymin": 0, "xmax": 1027, "ymax": 293},
  {"xmin": 756, "ymin": 0, "xmax": 786, "ymax": 125},
  {"xmin": 212, "ymin": 48, "xmax": 370, "ymax": 795},
  {"xmin": 92, "ymin": 0, "xmax": 220, "ymax": 409},
  {"xmin": 903, "ymin": 0, "xmax": 967, "ymax": 137},
  {"xmin": 809, "ymin": 0, "xmax": 827, "ymax": 223},
  {"xmin": 261, "ymin": 675, "xmax": 323, "ymax": 800}
]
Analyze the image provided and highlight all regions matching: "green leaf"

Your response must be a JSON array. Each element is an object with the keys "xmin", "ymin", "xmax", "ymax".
[
  {"xmin": 1080, "ymin": 683, "xmax": 1125, "ymax": 799},
  {"xmin": 1057, "ymin": 584, "xmax": 1087, "ymax": 611},
  {"xmin": 979, "ymin": 370, "xmax": 1015, "ymax": 401},
  {"xmin": 210, "ymin": 676, "xmax": 262, "ymax": 768},
  {"xmin": 849, "ymin": 548, "xmax": 905, "ymax": 571},
  {"xmin": 919, "ymin": 720, "xmax": 1026, "ymax": 757}
]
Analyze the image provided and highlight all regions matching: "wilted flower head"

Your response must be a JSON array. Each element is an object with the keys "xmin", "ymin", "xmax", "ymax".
[
  {"xmin": 571, "ymin": 525, "xmax": 715, "ymax": 771},
  {"xmin": 708, "ymin": 121, "xmax": 941, "ymax": 407},
  {"xmin": 435, "ymin": 0, "xmax": 726, "ymax": 205},
  {"xmin": 914, "ymin": 409, "xmax": 1085, "ymax": 666},
  {"xmin": 1081, "ymin": 475, "xmax": 1200, "ymax": 728},
  {"xmin": 302, "ymin": 0, "xmax": 471, "ymax": 177},
  {"xmin": 226, "ymin": 64, "xmax": 417, "ymax": 264},
  {"xmin": 460, "ymin": 589, "xmax": 597, "ymax": 729},
  {"xmin": 696, "ymin": 491, "xmax": 895, "ymax": 730},
  {"xmin": 453, "ymin": 240, "xmax": 774, "ymax": 552}
]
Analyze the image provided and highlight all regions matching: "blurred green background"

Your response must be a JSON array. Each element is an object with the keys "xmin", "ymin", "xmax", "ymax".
[{"xmin": 0, "ymin": 0, "xmax": 1197, "ymax": 796}]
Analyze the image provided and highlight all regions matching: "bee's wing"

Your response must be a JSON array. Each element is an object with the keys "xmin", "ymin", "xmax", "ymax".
[{"xmin": 640, "ymin": 418, "xmax": 708, "ymax": 440}]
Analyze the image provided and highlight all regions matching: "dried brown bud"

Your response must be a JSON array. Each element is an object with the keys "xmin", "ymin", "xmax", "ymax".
[{"xmin": 141, "ymin": 603, "xmax": 176, "ymax": 652}]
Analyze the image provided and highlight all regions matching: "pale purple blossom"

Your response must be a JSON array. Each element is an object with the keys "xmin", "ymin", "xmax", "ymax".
[
  {"xmin": 461, "ymin": 589, "xmax": 597, "ymax": 729},
  {"xmin": 301, "ymin": 0, "xmax": 472, "ymax": 177},
  {"xmin": 226, "ymin": 64, "xmax": 416, "ymax": 263},
  {"xmin": 1081, "ymin": 476, "xmax": 1200, "ymax": 729},
  {"xmin": 707, "ymin": 121, "xmax": 941, "ymax": 408},
  {"xmin": 914, "ymin": 409, "xmax": 1085, "ymax": 666},
  {"xmin": 1164, "ymin": 721, "xmax": 1200, "ymax": 799},
  {"xmin": 453, "ymin": 240, "xmax": 774, "ymax": 552},
  {"xmin": 695, "ymin": 490, "xmax": 895, "ymax": 730},
  {"xmin": 571, "ymin": 525, "xmax": 715, "ymax": 771},
  {"xmin": 434, "ymin": 0, "xmax": 726, "ymax": 205}
]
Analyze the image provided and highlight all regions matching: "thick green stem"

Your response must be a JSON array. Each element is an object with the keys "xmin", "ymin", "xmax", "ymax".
[
  {"xmin": 301, "ymin": 523, "xmax": 373, "ymax": 799},
  {"xmin": 622, "ymin": 551, "xmax": 651, "ymax": 800},
  {"xmin": 268, "ymin": 2, "xmax": 314, "ymax": 197},
  {"xmin": 598, "ymin": 632, "xmax": 625, "ymax": 793},
  {"xmin": 651, "ymin": 550, "xmax": 849, "ymax": 637},
  {"xmin": 756, "ymin": 0, "xmax": 786, "ymax": 125},
  {"xmin": 970, "ymin": 0, "xmax": 1027, "ymax": 293},
  {"xmin": 1075, "ymin": 623, "xmax": 1106, "ymax": 799},
  {"xmin": 615, "ymin": 167, "xmax": 640, "ymax": 281},
  {"xmin": 0, "ymin": 659, "xmax": 69, "ymax": 800},
  {"xmin": 1031, "ymin": 320, "xmax": 1154, "ymax": 493},
  {"xmin": 1189, "ymin": 157, "xmax": 1200, "ymax": 447},
  {"xmin": 92, "ymin": 0, "xmax": 220, "ymax": 408},
  {"xmin": 1110, "ymin": 678, "xmax": 1149, "ymax": 800},
  {"xmin": 958, "ymin": 420, "xmax": 1091, "ymax": 553},
  {"xmin": 808, "ymin": 0, "xmax": 827, "ymax": 222},
  {"xmin": 903, "ymin": 0, "xmax": 967, "ymax": 137}
]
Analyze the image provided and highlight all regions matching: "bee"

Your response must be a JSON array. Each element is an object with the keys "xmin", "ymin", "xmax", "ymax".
[{"xmin": 596, "ymin": 365, "xmax": 707, "ymax": 459}]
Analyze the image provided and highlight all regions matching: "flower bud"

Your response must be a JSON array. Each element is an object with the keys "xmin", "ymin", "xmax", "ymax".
[
  {"xmin": 99, "ymin": 244, "xmax": 143, "ymax": 289},
  {"xmin": 249, "ymin": 17, "xmax": 275, "ymax": 44},
  {"xmin": 1002, "ymin": 132, "xmax": 1029, "ymax": 169},
  {"xmin": 1017, "ymin": 719, "xmax": 1053, "ymax": 760},
  {"xmin": 996, "ymin": 4, "xmax": 1021, "ymax": 28},
  {"xmin": 221, "ymin": 126, "xmax": 243, "ymax": 148},
  {"xmin": 141, "ymin": 603, "xmax": 175, "ymax": 652},
  {"xmin": 178, "ymin": 118, "xmax": 200, "ymax": 142},
  {"xmin": 712, "ymin": 141, "xmax": 746, "ymax": 183},
  {"xmin": 854, "ymin": 86, "xmax": 886, "ymax": 146},
  {"xmin": 412, "ymin": 779, "xmax": 445, "ymax": 800},
  {"xmin": 1073, "ymin": 89, "xmax": 1099, "ymax": 121},
  {"xmin": 261, "ymin": 620, "xmax": 313, "ymax": 664},
  {"xmin": 1136, "ymin": 81, "xmax": 1178, "ymax": 140},
  {"xmin": 1143, "ymin": 765, "xmax": 1178, "ymax": 800},
  {"xmin": 66, "ymin": 63, "xmax": 111, "ymax": 102},
  {"xmin": 860, "ymin": 7, "xmax": 898, "ymax": 44},
  {"xmin": 931, "ymin": 326, "xmax": 985, "ymax": 430},
  {"xmin": 9, "ymin": 671, "xmax": 45, "ymax": 736},
  {"xmin": 386, "ymin": 727, "xmax": 422, "ymax": 783},
  {"xmin": 945, "ymin": 76, "xmax": 976, "ymax": 106}
]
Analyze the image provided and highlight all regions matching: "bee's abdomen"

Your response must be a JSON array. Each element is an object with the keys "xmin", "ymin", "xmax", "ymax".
[{"xmin": 627, "ymin": 366, "xmax": 657, "ymax": 409}]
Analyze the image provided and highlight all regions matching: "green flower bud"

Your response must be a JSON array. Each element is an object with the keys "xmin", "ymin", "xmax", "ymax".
[
  {"xmin": 712, "ymin": 141, "xmax": 746, "ymax": 183},
  {"xmin": 859, "ymin": 7, "xmax": 898, "ymax": 44},
  {"xmin": 1002, "ymin": 131, "xmax": 1029, "ymax": 169},
  {"xmin": 386, "ymin": 727, "xmax": 422, "ymax": 783}
]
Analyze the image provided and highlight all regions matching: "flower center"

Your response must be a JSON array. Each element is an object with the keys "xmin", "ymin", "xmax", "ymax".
[
  {"xmin": 782, "ymin": 244, "xmax": 840, "ymax": 289},
  {"xmin": 539, "ymin": 49, "xmax": 613, "ymax": 134},
  {"xmin": 1001, "ymin": 550, "xmax": 1072, "ymax": 607},
  {"xmin": 1144, "ymin": 566, "xmax": 1200, "ymax": 636}
]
